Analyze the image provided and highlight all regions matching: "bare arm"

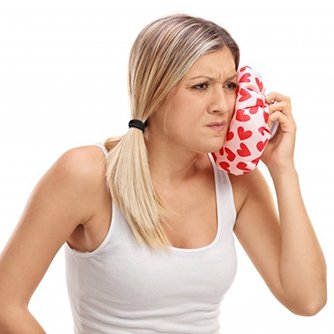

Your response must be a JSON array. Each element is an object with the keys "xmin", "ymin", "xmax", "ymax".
[
  {"xmin": 0, "ymin": 146, "xmax": 106, "ymax": 333},
  {"xmin": 271, "ymin": 166, "xmax": 326, "ymax": 312},
  {"xmin": 232, "ymin": 92, "xmax": 327, "ymax": 316},
  {"xmin": 0, "ymin": 307, "xmax": 46, "ymax": 333},
  {"xmin": 233, "ymin": 168, "xmax": 326, "ymax": 315}
]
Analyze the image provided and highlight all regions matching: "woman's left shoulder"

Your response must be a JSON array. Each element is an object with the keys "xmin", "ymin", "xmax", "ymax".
[{"xmin": 227, "ymin": 168, "xmax": 269, "ymax": 213}]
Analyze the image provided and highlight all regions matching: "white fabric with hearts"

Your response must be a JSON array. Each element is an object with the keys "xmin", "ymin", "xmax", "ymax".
[{"xmin": 212, "ymin": 66, "xmax": 273, "ymax": 175}]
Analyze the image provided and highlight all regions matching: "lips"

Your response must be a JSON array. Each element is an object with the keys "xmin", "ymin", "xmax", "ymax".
[
  {"xmin": 207, "ymin": 121, "xmax": 227, "ymax": 131},
  {"xmin": 207, "ymin": 121, "xmax": 226, "ymax": 127}
]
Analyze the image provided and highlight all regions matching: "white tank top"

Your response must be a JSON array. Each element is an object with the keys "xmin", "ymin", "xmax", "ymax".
[{"xmin": 65, "ymin": 143, "xmax": 237, "ymax": 334}]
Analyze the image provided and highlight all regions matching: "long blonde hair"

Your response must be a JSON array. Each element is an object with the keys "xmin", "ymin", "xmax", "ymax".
[{"xmin": 104, "ymin": 14, "xmax": 240, "ymax": 249}]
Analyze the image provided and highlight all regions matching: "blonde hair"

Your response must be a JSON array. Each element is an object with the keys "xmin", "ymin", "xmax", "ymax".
[{"xmin": 104, "ymin": 14, "xmax": 240, "ymax": 249}]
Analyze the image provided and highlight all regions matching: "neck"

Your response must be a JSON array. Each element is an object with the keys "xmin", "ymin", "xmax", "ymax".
[{"xmin": 145, "ymin": 132, "xmax": 208, "ymax": 186}]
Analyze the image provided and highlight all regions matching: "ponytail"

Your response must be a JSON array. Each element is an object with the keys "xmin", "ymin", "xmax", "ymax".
[{"xmin": 104, "ymin": 129, "xmax": 171, "ymax": 249}]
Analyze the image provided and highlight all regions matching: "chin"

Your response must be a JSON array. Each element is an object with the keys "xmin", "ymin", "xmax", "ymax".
[{"xmin": 199, "ymin": 140, "xmax": 225, "ymax": 154}]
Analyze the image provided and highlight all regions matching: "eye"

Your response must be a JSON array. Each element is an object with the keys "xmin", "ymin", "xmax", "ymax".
[
  {"xmin": 192, "ymin": 82, "xmax": 209, "ymax": 92},
  {"xmin": 224, "ymin": 81, "xmax": 237, "ymax": 91}
]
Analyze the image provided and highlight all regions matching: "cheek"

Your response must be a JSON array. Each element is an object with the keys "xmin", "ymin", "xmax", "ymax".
[
  {"xmin": 167, "ymin": 114, "xmax": 195, "ymax": 137},
  {"xmin": 164, "ymin": 104, "xmax": 201, "ymax": 140},
  {"xmin": 168, "ymin": 96, "xmax": 201, "ymax": 124}
]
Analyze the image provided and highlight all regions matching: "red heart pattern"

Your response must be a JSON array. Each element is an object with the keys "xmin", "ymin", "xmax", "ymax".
[
  {"xmin": 236, "ymin": 109, "xmax": 251, "ymax": 122},
  {"xmin": 239, "ymin": 72, "xmax": 251, "ymax": 83},
  {"xmin": 238, "ymin": 88, "xmax": 252, "ymax": 102},
  {"xmin": 258, "ymin": 126, "xmax": 270, "ymax": 136},
  {"xmin": 226, "ymin": 131, "xmax": 234, "ymax": 141},
  {"xmin": 256, "ymin": 139, "xmax": 268, "ymax": 152},
  {"xmin": 237, "ymin": 127, "xmax": 252, "ymax": 140},
  {"xmin": 249, "ymin": 106, "xmax": 259, "ymax": 114},
  {"xmin": 256, "ymin": 77, "xmax": 263, "ymax": 91},
  {"xmin": 219, "ymin": 161, "xmax": 230, "ymax": 172},
  {"xmin": 224, "ymin": 147, "xmax": 236, "ymax": 161},
  {"xmin": 237, "ymin": 143, "xmax": 251, "ymax": 157},
  {"xmin": 236, "ymin": 162, "xmax": 251, "ymax": 172},
  {"xmin": 213, "ymin": 66, "xmax": 272, "ymax": 175}
]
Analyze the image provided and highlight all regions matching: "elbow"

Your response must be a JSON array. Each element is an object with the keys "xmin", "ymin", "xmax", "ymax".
[
  {"xmin": 287, "ymin": 294, "xmax": 327, "ymax": 316},
  {"xmin": 281, "ymin": 272, "xmax": 327, "ymax": 316},
  {"xmin": 299, "ymin": 297, "xmax": 327, "ymax": 316}
]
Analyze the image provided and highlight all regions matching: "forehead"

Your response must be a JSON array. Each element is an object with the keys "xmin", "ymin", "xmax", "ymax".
[{"xmin": 185, "ymin": 47, "xmax": 236, "ymax": 78}]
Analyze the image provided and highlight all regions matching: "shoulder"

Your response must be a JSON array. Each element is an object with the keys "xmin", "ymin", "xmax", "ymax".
[
  {"xmin": 40, "ymin": 145, "xmax": 109, "ymax": 221},
  {"xmin": 56, "ymin": 145, "xmax": 107, "ymax": 181},
  {"xmin": 48, "ymin": 145, "xmax": 107, "ymax": 190},
  {"xmin": 228, "ymin": 167, "xmax": 271, "ymax": 213}
]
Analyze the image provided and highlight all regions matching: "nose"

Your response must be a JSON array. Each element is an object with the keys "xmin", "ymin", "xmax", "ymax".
[{"xmin": 208, "ymin": 87, "xmax": 233, "ymax": 115}]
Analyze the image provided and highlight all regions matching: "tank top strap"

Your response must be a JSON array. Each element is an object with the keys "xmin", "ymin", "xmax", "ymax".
[
  {"xmin": 94, "ymin": 142, "xmax": 108, "ymax": 157},
  {"xmin": 208, "ymin": 153, "xmax": 237, "ymax": 231}
]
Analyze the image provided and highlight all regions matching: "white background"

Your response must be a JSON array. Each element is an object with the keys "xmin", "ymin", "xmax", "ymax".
[{"xmin": 0, "ymin": 0, "xmax": 333, "ymax": 332}]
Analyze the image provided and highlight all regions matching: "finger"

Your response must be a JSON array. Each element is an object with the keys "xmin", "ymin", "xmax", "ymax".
[
  {"xmin": 269, "ymin": 121, "xmax": 279, "ymax": 140},
  {"xmin": 266, "ymin": 92, "xmax": 291, "ymax": 105},
  {"xmin": 266, "ymin": 93, "xmax": 292, "ymax": 118},
  {"xmin": 268, "ymin": 101, "xmax": 290, "ymax": 115},
  {"xmin": 266, "ymin": 93, "xmax": 294, "ymax": 122},
  {"xmin": 268, "ymin": 111, "xmax": 296, "ymax": 134}
]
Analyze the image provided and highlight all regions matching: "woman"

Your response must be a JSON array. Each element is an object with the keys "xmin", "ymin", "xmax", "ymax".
[{"xmin": 0, "ymin": 14, "xmax": 327, "ymax": 333}]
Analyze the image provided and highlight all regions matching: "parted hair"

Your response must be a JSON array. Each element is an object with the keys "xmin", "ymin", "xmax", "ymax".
[{"xmin": 104, "ymin": 14, "xmax": 240, "ymax": 249}]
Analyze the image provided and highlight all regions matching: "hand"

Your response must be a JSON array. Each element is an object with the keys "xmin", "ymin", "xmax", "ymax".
[{"xmin": 261, "ymin": 92, "xmax": 297, "ymax": 174}]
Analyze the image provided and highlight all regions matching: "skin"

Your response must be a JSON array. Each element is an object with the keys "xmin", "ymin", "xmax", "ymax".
[{"xmin": 0, "ymin": 48, "xmax": 327, "ymax": 332}]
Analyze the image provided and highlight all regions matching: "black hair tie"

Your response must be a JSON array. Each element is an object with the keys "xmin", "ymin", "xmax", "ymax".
[{"xmin": 128, "ymin": 119, "xmax": 147, "ymax": 132}]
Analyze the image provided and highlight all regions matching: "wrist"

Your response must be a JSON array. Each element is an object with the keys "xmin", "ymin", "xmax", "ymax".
[{"xmin": 268, "ymin": 163, "xmax": 298, "ymax": 181}]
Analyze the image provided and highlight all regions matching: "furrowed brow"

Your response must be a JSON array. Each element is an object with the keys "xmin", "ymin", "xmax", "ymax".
[
  {"xmin": 189, "ymin": 73, "xmax": 237, "ymax": 81},
  {"xmin": 226, "ymin": 73, "xmax": 237, "ymax": 81},
  {"xmin": 189, "ymin": 75, "xmax": 215, "ymax": 81}
]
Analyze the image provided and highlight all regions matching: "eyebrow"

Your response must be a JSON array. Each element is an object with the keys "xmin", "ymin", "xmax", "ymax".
[{"xmin": 189, "ymin": 73, "xmax": 237, "ymax": 81}]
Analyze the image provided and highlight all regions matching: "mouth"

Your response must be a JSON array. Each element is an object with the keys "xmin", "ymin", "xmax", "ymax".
[{"xmin": 206, "ymin": 121, "xmax": 227, "ymax": 132}]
